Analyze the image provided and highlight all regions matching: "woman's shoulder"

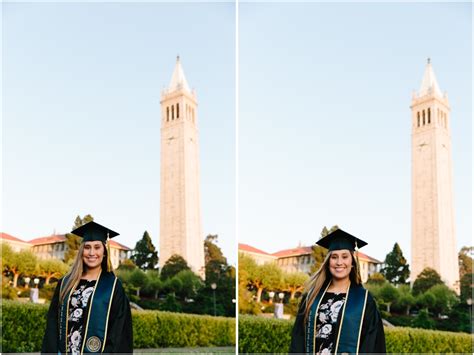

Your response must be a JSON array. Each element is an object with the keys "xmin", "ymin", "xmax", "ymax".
[
  {"xmin": 352, "ymin": 284, "xmax": 376, "ymax": 301},
  {"xmin": 359, "ymin": 285, "xmax": 378, "ymax": 306}
]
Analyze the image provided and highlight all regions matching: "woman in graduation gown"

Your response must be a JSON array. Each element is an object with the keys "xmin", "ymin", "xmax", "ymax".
[
  {"xmin": 42, "ymin": 221, "xmax": 133, "ymax": 354},
  {"xmin": 290, "ymin": 228, "xmax": 386, "ymax": 354}
]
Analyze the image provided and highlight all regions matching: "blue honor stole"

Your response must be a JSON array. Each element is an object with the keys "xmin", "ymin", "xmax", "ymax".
[
  {"xmin": 305, "ymin": 282, "xmax": 368, "ymax": 355},
  {"xmin": 59, "ymin": 271, "xmax": 118, "ymax": 354}
]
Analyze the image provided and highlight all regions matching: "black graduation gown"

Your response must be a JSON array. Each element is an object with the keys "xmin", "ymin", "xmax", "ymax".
[
  {"xmin": 289, "ymin": 291, "xmax": 386, "ymax": 354},
  {"xmin": 41, "ymin": 276, "xmax": 133, "ymax": 354}
]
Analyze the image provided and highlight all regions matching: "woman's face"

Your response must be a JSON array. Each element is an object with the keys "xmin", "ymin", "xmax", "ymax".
[
  {"xmin": 82, "ymin": 241, "xmax": 105, "ymax": 270},
  {"xmin": 329, "ymin": 249, "xmax": 352, "ymax": 281}
]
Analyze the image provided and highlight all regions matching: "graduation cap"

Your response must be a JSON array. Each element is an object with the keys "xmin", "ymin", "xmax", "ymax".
[
  {"xmin": 316, "ymin": 228, "xmax": 367, "ymax": 251},
  {"xmin": 71, "ymin": 221, "xmax": 119, "ymax": 243}
]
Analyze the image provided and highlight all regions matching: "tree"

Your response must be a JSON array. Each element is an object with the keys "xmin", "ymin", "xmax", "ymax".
[
  {"xmin": 381, "ymin": 243, "xmax": 410, "ymax": 285},
  {"xmin": 458, "ymin": 247, "xmax": 473, "ymax": 302},
  {"xmin": 428, "ymin": 284, "xmax": 458, "ymax": 316},
  {"xmin": 378, "ymin": 283, "xmax": 399, "ymax": 313},
  {"xmin": 458, "ymin": 246, "xmax": 473, "ymax": 276},
  {"xmin": 204, "ymin": 235, "xmax": 228, "ymax": 284},
  {"xmin": 160, "ymin": 254, "xmax": 190, "ymax": 280},
  {"xmin": 282, "ymin": 272, "xmax": 308, "ymax": 300},
  {"xmin": 238, "ymin": 253, "xmax": 259, "ymax": 312},
  {"xmin": 38, "ymin": 259, "xmax": 68, "ymax": 285},
  {"xmin": 393, "ymin": 284, "xmax": 415, "ymax": 315},
  {"xmin": 366, "ymin": 272, "xmax": 386, "ymax": 285},
  {"xmin": 412, "ymin": 267, "xmax": 443, "ymax": 296},
  {"xmin": 174, "ymin": 270, "xmax": 203, "ymax": 300},
  {"xmin": 459, "ymin": 272, "xmax": 473, "ymax": 303},
  {"xmin": 128, "ymin": 268, "xmax": 148, "ymax": 297},
  {"xmin": 201, "ymin": 235, "xmax": 235, "ymax": 317},
  {"xmin": 131, "ymin": 231, "xmax": 158, "ymax": 270},
  {"xmin": 65, "ymin": 214, "xmax": 93, "ymax": 263},
  {"xmin": 1, "ymin": 243, "xmax": 15, "ymax": 274},
  {"xmin": 411, "ymin": 308, "xmax": 434, "ymax": 329},
  {"xmin": 8, "ymin": 250, "xmax": 38, "ymax": 287},
  {"xmin": 205, "ymin": 234, "xmax": 227, "ymax": 265},
  {"xmin": 253, "ymin": 263, "xmax": 283, "ymax": 303},
  {"xmin": 310, "ymin": 226, "xmax": 337, "ymax": 273},
  {"xmin": 142, "ymin": 270, "xmax": 162, "ymax": 299},
  {"xmin": 416, "ymin": 291, "xmax": 436, "ymax": 311},
  {"xmin": 117, "ymin": 258, "xmax": 137, "ymax": 271}
]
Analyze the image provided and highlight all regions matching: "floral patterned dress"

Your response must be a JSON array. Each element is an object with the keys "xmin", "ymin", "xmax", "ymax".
[
  {"xmin": 67, "ymin": 279, "xmax": 96, "ymax": 355},
  {"xmin": 315, "ymin": 292, "xmax": 346, "ymax": 355}
]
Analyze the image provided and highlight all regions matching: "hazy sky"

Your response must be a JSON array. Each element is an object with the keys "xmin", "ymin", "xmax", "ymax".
[
  {"xmin": 2, "ymin": 2, "xmax": 236, "ymax": 262},
  {"xmin": 239, "ymin": 2, "xmax": 472, "ymax": 264}
]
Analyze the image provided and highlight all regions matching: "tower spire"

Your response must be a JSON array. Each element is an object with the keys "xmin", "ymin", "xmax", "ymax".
[
  {"xmin": 418, "ymin": 59, "xmax": 442, "ymax": 97},
  {"xmin": 167, "ymin": 55, "xmax": 191, "ymax": 93}
]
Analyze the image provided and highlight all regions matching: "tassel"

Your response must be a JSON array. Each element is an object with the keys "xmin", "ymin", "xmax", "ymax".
[{"xmin": 106, "ymin": 233, "xmax": 113, "ymax": 272}]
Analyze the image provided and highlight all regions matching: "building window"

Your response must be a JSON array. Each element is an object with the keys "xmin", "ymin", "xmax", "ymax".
[
  {"xmin": 166, "ymin": 107, "xmax": 169, "ymax": 122},
  {"xmin": 422, "ymin": 110, "xmax": 425, "ymax": 125},
  {"xmin": 177, "ymin": 103, "xmax": 179, "ymax": 118},
  {"xmin": 427, "ymin": 108, "xmax": 431, "ymax": 124},
  {"xmin": 171, "ymin": 105, "xmax": 174, "ymax": 120},
  {"xmin": 417, "ymin": 112, "xmax": 420, "ymax": 127}
]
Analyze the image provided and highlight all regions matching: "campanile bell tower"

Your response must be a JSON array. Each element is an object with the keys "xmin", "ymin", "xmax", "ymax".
[
  {"xmin": 159, "ymin": 57, "xmax": 205, "ymax": 278},
  {"xmin": 411, "ymin": 59, "xmax": 458, "ymax": 292}
]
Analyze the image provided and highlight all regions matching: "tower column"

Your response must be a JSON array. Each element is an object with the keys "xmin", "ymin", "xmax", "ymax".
[
  {"xmin": 411, "ymin": 59, "xmax": 458, "ymax": 293},
  {"xmin": 159, "ymin": 57, "xmax": 205, "ymax": 279}
]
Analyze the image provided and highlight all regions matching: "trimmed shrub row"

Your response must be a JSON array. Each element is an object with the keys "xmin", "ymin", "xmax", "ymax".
[
  {"xmin": 238, "ymin": 315, "xmax": 473, "ymax": 353},
  {"xmin": 1, "ymin": 300, "xmax": 235, "ymax": 352}
]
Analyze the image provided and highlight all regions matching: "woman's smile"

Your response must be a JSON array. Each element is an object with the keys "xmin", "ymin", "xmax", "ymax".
[
  {"xmin": 329, "ymin": 250, "xmax": 352, "ymax": 280},
  {"xmin": 82, "ymin": 241, "xmax": 104, "ymax": 269}
]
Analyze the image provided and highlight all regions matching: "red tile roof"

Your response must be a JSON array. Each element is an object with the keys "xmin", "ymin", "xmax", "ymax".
[
  {"xmin": 29, "ymin": 234, "xmax": 66, "ymax": 245},
  {"xmin": 0, "ymin": 232, "xmax": 29, "ymax": 243},
  {"xmin": 272, "ymin": 246, "xmax": 314, "ymax": 258},
  {"xmin": 109, "ymin": 240, "xmax": 132, "ymax": 251},
  {"xmin": 238, "ymin": 243, "xmax": 272, "ymax": 256},
  {"xmin": 356, "ymin": 251, "xmax": 382, "ymax": 264}
]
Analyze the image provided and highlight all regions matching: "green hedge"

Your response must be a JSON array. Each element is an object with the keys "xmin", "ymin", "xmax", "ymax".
[
  {"xmin": 238, "ymin": 315, "xmax": 473, "ymax": 353},
  {"xmin": 239, "ymin": 315, "xmax": 292, "ymax": 353},
  {"xmin": 1, "ymin": 300, "xmax": 235, "ymax": 352}
]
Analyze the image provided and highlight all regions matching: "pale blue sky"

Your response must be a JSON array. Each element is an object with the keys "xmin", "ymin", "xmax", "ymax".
[
  {"xmin": 2, "ymin": 2, "xmax": 472, "ymax": 270},
  {"xmin": 2, "ymin": 2, "xmax": 236, "ymax": 262},
  {"xmin": 239, "ymin": 2, "xmax": 472, "ymax": 265}
]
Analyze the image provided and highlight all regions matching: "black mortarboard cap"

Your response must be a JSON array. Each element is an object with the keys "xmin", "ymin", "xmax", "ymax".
[
  {"xmin": 316, "ymin": 228, "xmax": 367, "ymax": 251},
  {"xmin": 71, "ymin": 221, "xmax": 119, "ymax": 243}
]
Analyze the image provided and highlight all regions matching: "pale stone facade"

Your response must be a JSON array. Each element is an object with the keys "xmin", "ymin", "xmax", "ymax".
[
  {"xmin": 411, "ymin": 59, "xmax": 459, "ymax": 292},
  {"xmin": 159, "ymin": 57, "xmax": 205, "ymax": 278}
]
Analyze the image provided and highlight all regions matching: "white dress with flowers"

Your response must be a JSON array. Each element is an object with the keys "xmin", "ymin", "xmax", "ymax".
[
  {"xmin": 315, "ymin": 292, "xmax": 346, "ymax": 355},
  {"xmin": 67, "ymin": 279, "xmax": 96, "ymax": 355}
]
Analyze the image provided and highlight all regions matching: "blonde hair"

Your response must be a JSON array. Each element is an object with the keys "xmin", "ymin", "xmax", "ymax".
[
  {"xmin": 60, "ymin": 241, "xmax": 114, "ymax": 303},
  {"xmin": 303, "ymin": 250, "xmax": 362, "ymax": 323}
]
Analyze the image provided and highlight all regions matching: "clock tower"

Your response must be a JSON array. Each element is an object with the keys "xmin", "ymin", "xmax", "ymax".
[
  {"xmin": 411, "ymin": 59, "xmax": 458, "ymax": 292},
  {"xmin": 159, "ymin": 57, "xmax": 205, "ymax": 278}
]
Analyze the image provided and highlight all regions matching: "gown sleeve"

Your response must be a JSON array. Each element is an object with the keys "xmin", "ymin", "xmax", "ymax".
[
  {"xmin": 103, "ymin": 278, "xmax": 133, "ymax": 353},
  {"xmin": 359, "ymin": 291, "xmax": 386, "ymax": 353},
  {"xmin": 41, "ymin": 279, "xmax": 62, "ymax": 354},
  {"xmin": 289, "ymin": 294, "xmax": 306, "ymax": 353}
]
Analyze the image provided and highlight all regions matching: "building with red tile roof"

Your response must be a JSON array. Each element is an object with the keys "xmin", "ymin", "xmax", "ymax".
[
  {"xmin": 239, "ymin": 242, "xmax": 382, "ymax": 282},
  {"xmin": 0, "ymin": 232, "xmax": 31, "ymax": 252},
  {"xmin": 238, "ymin": 243, "xmax": 276, "ymax": 265},
  {"xmin": 1, "ymin": 232, "xmax": 132, "ymax": 269}
]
